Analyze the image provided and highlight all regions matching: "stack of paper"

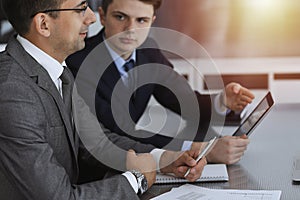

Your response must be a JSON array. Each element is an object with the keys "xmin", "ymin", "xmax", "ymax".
[{"xmin": 151, "ymin": 184, "xmax": 281, "ymax": 200}]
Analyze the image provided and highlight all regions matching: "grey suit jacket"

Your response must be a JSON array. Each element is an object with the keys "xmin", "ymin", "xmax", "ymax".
[{"xmin": 0, "ymin": 36, "xmax": 155, "ymax": 200}]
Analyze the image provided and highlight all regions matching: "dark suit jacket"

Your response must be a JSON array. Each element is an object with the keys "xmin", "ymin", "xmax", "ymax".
[
  {"xmin": 67, "ymin": 29, "xmax": 215, "ymax": 150},
  {"xmin": 0, "ymin": 36, "xmax": 155, "ymax": 200}
]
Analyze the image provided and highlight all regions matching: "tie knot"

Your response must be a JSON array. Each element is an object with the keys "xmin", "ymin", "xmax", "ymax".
[
  {"xmin": 60, "ymin": 67, "xmax": 73, "ymax": 84},
  {"xmin": 123, "ymin": 59, "xmax": 135, "ymax": 72}
]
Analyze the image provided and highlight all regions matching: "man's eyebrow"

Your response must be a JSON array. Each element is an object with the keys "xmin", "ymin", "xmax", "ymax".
[
  {"xmin": 75, "ymin": 0, "xmax": 87, "ymax": 8},
  {"xmin": 111, "ymin": 11, "xmax": 151, "ymax": 19},
  {"xmin": 111, "ymin": 11, "xmax": 128, "ymax": 16}
]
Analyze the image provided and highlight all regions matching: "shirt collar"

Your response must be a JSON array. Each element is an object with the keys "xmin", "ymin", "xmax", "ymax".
[
  {"xmin": 16, "ymin": 35, "xmax": 64, "ymax": 83},
  {"xmin": 103, "ymin": 35, "xmax": 136, "ymax": 76}
]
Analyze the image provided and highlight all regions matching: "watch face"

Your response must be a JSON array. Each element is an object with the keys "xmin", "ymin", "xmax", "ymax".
[
  {"xmin": 141, "ymin": 178, "xmax": 148, "ymax": 192},
  {"xmin": 130, "ymin": 170, "xmax": 148, "ymax": 194}
]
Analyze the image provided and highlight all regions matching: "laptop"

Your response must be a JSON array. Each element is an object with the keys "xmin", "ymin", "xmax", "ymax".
[
  {"xmin": 292, "ymin": 156, "xmax": 300, "ymax": 182},
  {"xmin": 232, "ymin": 91, "xmax": 274, "ymax": 137}
]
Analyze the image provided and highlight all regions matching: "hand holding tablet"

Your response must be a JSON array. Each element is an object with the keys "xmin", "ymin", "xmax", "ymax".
[{"xmin": 232, "ymin": 91, "xmax": 274, "ymax": 137}]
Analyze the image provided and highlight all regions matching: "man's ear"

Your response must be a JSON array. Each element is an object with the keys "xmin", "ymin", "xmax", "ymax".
[
  {"xmin": 151, "ymin": 15, "xmax": 156, "ymax": 24},
  {"xmin": 98, "ymin": 7, "xmax": 106, "ymax": 26},
  {"xmin": 32, "ymin": 13, "xmax": 51, "ymax": 37}
]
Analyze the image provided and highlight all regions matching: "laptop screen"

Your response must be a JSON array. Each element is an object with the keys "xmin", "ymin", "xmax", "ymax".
[{"xmin": 233, "ymin": 92, "xmax": 274, "ymax": 136}]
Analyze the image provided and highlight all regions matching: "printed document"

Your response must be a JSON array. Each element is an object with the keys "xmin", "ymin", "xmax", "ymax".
[{"xmin": 151, "ymin": 184, "xmax": 281, "ymax": 200}]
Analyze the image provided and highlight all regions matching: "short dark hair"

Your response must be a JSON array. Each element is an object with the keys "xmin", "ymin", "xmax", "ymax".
[
  {"xmin": 1, "ymin": 0, "xmax": 66, "ymax": 35},
  {"xmin": 101, "ymin": 0, "xmax": 162, "ymax": 14}
]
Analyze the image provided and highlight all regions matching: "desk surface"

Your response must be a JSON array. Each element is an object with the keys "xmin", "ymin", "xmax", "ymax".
[{"xmin": 141, "ymin": 103, "xmax": 300, "ymax": 200}]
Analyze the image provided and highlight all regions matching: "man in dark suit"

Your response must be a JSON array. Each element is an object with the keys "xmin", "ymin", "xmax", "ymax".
[
  {"xmin": 67, "ymin": 0, "xmax": 254, "ymax": 165},
  {"xmin": 0, "ymin": 0, "xmax": 207, "ymax": 199}
]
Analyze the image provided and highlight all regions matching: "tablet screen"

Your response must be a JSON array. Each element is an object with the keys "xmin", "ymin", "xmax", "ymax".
[{"xmin": 233, "ymin": 92, "xmax": 274, "ymax": 136}]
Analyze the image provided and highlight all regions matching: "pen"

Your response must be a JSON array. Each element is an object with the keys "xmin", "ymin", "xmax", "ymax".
[{"xmin": 184, "ymin": 136, "xmax": 217, "ymax": 178}]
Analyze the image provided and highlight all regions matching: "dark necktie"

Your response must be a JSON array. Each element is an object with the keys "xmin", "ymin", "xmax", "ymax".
[
  {"xmin": 60, "ymin": 67, "xmax": 73, "ymax": 122},
  {"xmin": 123, "ymin": 59, "xmax": 135, "ymax": 72},
  {"xmin": 123, "ymin": 59, "xmax": 135, "ymax": 88},
  {"xmin": 123, "ymin": 59, "xmax": 137, "ymax": 101}
]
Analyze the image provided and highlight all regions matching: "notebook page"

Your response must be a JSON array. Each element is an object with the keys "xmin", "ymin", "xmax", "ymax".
[{"xmin": 155, "ymin": 164, "xmax": 228, "ymax": 184}]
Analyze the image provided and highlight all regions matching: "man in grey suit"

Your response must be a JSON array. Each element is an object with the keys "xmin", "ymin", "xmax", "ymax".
[{"xmin": 0, "ymin": 0, "xmax": 207, "ymax": 199}]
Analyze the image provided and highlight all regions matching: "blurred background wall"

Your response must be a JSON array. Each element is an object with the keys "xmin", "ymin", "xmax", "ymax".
[
  {"xmin": 153, "ymin": 0, "xmax": 300, "ymax": 58},
  {"xmin": 1, "ymin": 0, "xmax": 300, "ymax": 102}
]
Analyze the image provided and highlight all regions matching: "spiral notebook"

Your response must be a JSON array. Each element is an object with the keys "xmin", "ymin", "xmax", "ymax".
[{"xmin": 155, "ymin": 164, "xmax": 228, "ymax": 184}]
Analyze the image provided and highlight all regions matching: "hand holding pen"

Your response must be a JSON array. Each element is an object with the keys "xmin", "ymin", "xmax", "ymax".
[
  {"xmin": 159, "ymin": 137, "xmax": 217, "ymax": 182},
  {"xmin": 184, "ymin": 137, "xmax": 218, "ymax": 178}
]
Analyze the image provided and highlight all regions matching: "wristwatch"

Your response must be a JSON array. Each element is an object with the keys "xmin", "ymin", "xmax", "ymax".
[{"xmin": 130, "ymin": 170, "xmax": 148, "ymax": 195}]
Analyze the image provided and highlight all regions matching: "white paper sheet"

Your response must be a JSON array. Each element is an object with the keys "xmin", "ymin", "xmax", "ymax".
[{"xmin": 151, "ymin": 184, "xmax": 281, "ymax": 200}]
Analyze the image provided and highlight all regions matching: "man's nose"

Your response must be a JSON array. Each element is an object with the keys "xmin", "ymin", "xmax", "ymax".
[
  {"xmin": 124, "ymin": 19, "xmax": 137, "ymax": 32},
  {"xmin": 85, "ymin": 7, "xmax": 97, "ymax": 25}
]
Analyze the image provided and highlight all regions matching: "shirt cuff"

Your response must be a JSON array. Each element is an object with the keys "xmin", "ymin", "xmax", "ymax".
[
  {"xmin": 214, "ymin": 92, "xmax": 228, "ymax": 115},
  {"xmin": 181, "ymin": 141, "xmax": 193, "ymax": 151},
  {"xmin": 150, "ymin": 148, "xmax": 165, "ymax": 173},
  {"xmin": 122, "ymin": 171, "xmax": 138, "ymax": 194}
]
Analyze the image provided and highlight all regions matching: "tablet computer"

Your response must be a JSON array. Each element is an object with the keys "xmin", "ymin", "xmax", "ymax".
[
  {"xmin": 232, "ymin": 91, "xmax": 274, "ymax": 136},
  {"xmin": 292, "ymin": 156, "xmax": 300, "ymax": 182}
]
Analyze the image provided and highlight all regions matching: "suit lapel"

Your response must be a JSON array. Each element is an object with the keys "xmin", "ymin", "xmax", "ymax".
[
  {"xmin": 6, "ymin": 37, "xmax": 78, "ymax": 164},
  {"xmin": 102, "ymin": 61, "xmax": 124, "ymax": 92},
  {"xmin": 132, "ymin": 50, "xmax": 154, "ymax": 105},
  {"xmin": 97, "ymin": 32, "xmax": 124, "ymax": 92},
  {"xmin": 37, "ymin": 75, "xmax": 78, "ymax": 161},
  {"xmin": 95, "ymin": 35, "xmax": 130, "ymax": 106},
  {"xmin": 134, "ymin": 50, "xmax": 146, "ymax": 103}
]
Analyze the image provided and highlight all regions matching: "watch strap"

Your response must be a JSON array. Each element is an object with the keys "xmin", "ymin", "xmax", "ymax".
[{"xmin": 130, "ymin": 170, "xmax": 148, "ymax": 195}]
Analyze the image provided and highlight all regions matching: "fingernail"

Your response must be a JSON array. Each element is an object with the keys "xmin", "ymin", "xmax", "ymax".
[{"xmin": 233, "ymin": 86, "xmax": 240, "ymax": 93}]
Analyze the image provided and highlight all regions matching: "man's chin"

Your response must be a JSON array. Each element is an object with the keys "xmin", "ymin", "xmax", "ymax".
[
  {"xmin": 119, "ymin": 45, "xmax": 138, "ymax": 54},
  {"xmin": 71, "ymin": 43, "xmax": 85, "ymax": 55}
]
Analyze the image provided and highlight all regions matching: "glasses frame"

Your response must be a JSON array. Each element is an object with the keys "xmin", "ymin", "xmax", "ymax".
[{"xmin": 30, "ymin": 3, "xmax": 88, "ymax": 18}]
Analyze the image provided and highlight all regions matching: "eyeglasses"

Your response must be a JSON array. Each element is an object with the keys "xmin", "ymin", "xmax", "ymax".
[{"xmin": 30, "ymin": 1, "xmax": 89, "ymax": 18}]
